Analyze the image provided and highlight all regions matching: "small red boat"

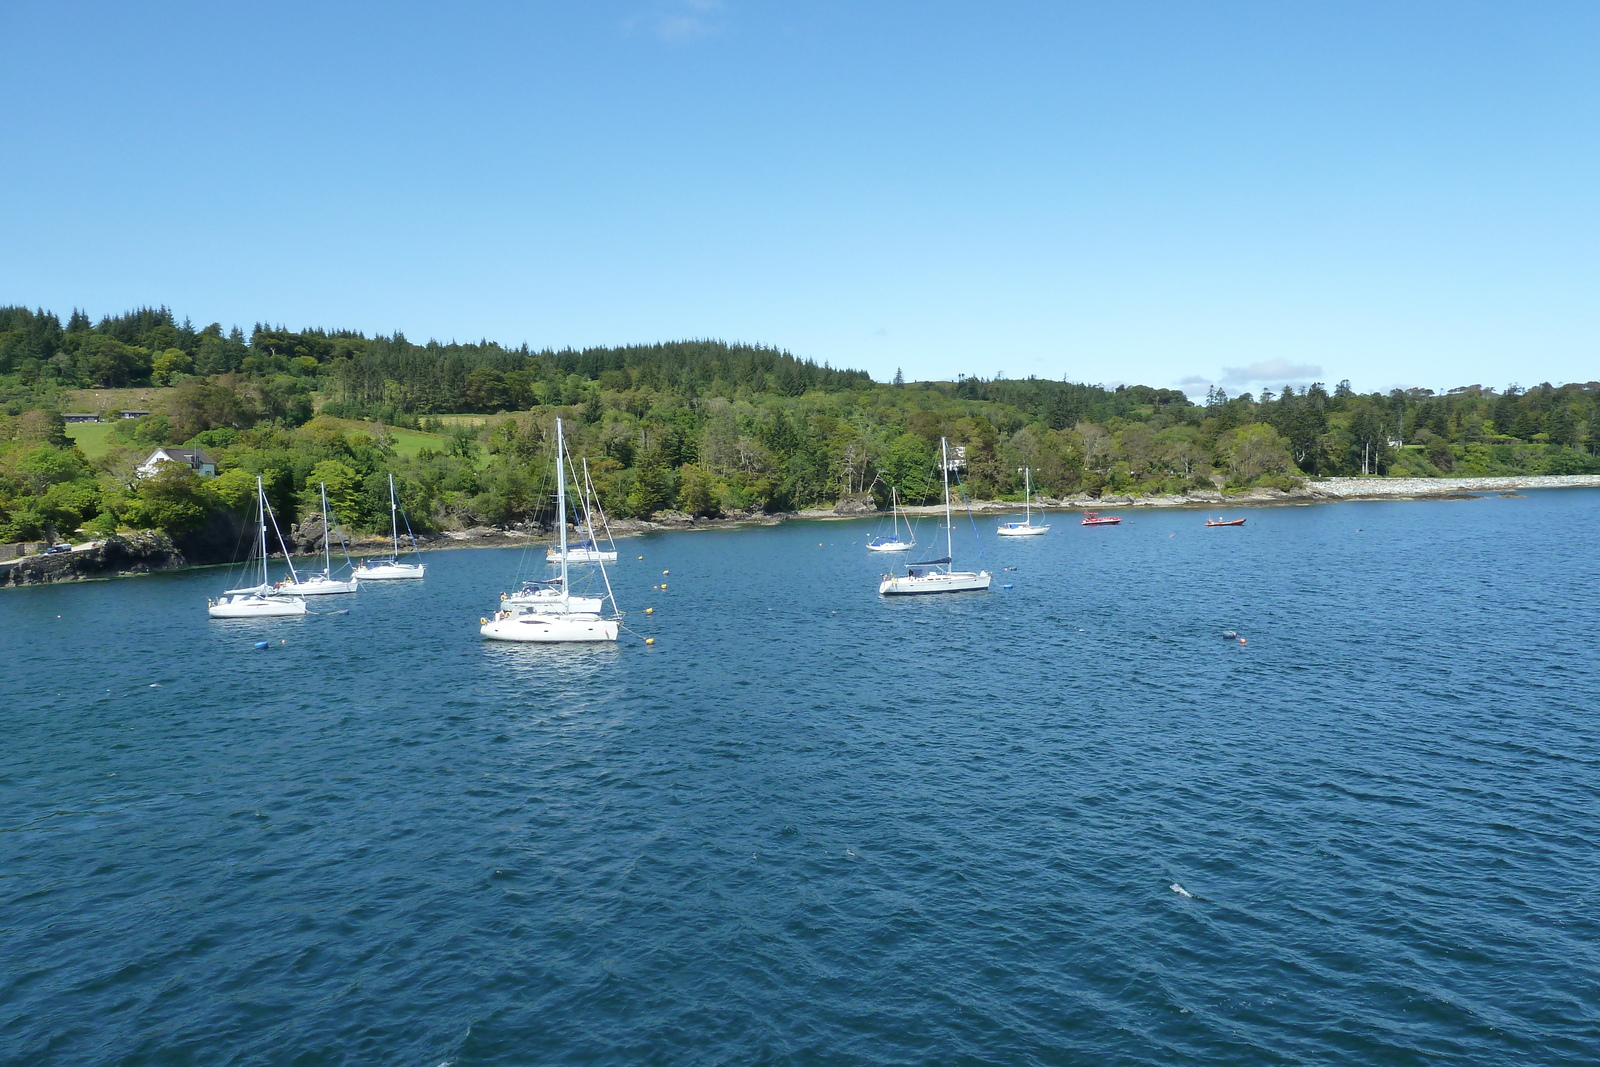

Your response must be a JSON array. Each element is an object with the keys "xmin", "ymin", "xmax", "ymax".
[
  {"xmin": 1081, "ymin": 511, "xmax": 1122, "ymax": 526},
  {"xmin": 1205, "ymin": 517, "xmax": 1247, "ymax": 527}
]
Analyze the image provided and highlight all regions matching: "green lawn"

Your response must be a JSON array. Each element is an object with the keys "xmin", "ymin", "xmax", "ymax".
[
  {"xmin": 64, "ymin": 421, "xmax": 116, "ymax": 459},
  {"xmin": 388, "ymin": 426, "xmax": 448, "ymax": 458},
  {"xmin": 67, "ymin": 417, "xmax": 447, "ymax": 462}
]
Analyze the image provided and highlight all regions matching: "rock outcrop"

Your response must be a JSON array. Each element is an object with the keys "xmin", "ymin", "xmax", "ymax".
[
  {"xmin": 833, "ymin": 493, "xmax": 879, "ymax": 516},
  {"xmin": 0, "ymin": 533, "xmax": 187, "ymax": 587}
]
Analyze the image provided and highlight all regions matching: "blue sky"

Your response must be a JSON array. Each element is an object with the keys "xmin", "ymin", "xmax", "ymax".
[{"xmin": 3, "ymin": 1, "xmax": 1596, "ymax": 395}]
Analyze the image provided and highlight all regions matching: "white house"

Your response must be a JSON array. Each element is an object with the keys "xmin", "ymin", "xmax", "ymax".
[{"xmin": 138, "ymin": 447, "xmax": 217, "ymax": 478}]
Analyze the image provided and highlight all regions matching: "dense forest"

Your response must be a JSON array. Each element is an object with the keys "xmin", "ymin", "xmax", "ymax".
[{"xmin": 2, "ymin": 303, "xmax": 1598, "ymax": 544}]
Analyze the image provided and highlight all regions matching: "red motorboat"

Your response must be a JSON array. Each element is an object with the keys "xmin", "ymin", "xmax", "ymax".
[
  {"xmin": 1080, "ymin": 511, "xmax": 1122, "ymax": 526},
  {"xmin": 1205, "ymin": 517, "xmax": 1247, "ymax": 527}
]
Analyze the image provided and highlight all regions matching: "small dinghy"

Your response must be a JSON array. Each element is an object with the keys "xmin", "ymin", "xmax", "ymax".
[{"xmin": 1205, "ymin": 517, "xmax": 1247, "ymax": 527}]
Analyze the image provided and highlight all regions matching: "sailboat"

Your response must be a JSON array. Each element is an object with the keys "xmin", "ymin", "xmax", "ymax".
[
  {"xmin": 482, "ymin": 417, "xmax": 621, "ymax": 642},
  {"xmin": 354, "ymin": 473, "xmax": 426, "ymax": 580},
  {"xmin": 278, "ymin": 482, "xmax": 358, "ymax": 595},
  {"xmin": 997, "ymin": 467, "xmax": 1051, "ymax": 537},
  {"xmin": 866, "ymin": 485, "xmax": 916, "ymax": 552},
  {"xmin": 878, "ymin": 438, "xmax": 992, "ymax": 596},
  {"xmin": 547, "ymin": 457, "xmax": 619, "ymax": 563},
  {"xmin": 208, "ymin": 476, "xmax": 308, "ymax": 618}
]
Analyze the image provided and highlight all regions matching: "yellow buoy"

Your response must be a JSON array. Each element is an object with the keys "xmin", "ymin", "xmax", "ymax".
[
  {"xmin": 645, "ymin": 637, "xmax": 655, "ymax": 645},
  {"xmin": 500, "ymin": 592, "xmax": 507, "ymax": 600},
  {"xmin": 663, "ymin": 569, "xmax": 669, "ymax": 575},
  {"xmin": 660, "ymin": 583, "xmax": 667, "ymax": 590},
  {"xmin": 645, "ymin": 607, "xmax": 654, "ymax": 614},
  {"xmin": 638, "ymin": 555, "xmax": 644, "ymax": 560},
  {"xmin": 479, "ymin": 617, "xmax": 487, "ymax": 625}
]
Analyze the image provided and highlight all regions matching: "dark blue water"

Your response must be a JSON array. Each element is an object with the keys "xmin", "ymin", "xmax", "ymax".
[{"xmin": 4, "ymin": 492, "xmax": 1598, "ymax": 1065}]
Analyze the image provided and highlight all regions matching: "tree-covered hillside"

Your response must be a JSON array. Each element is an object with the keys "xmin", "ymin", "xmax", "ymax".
[{"xmin": 1, "ymin": 302, "xmax": 1597, "ymax": 545}]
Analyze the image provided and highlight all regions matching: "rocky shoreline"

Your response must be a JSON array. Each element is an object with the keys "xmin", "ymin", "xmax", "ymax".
[
  {"xmin": 798, "ymin": 473, "xmax": 1600, "ymax": 518},
  {"xmin": 5, "ymin": 475, "xmax": 1597, "ymax": 587}
]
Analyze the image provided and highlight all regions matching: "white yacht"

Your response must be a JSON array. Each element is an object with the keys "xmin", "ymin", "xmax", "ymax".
[
  {"xmin": 499, "ymin": 580, "xmax": 604, "ymax": 615},
  {"xmin": 482, "ymin": 418, "xmax": 621, "ymax": 643},
  {"xmin": 209, "ymin": 477, "xmax": 309, "ymax": 618},
  {"xmin": 278, "ymin": 482, "xmax": 359, "ymax": 594},
  {"xmin": 355, "ymin": 473, "xmax": 426, "ymax": 580},
  {"xmin": 866, "ymin": 485, "xmax": 916, "ymax": 552},
  {"xmin": 547, "ymin": 458, "xmax": 619, "ymax": 563},
  {"xmin": 879, "ymin": 438, "xmax": 992, "ymax": 596},
  {"xmin": 997, "ymin": 467, "xmax": 1051, "ymax": 537}
]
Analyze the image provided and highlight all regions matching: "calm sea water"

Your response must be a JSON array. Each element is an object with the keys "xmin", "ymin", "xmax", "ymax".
[{"xmin": 3, "ymin": 492, "xmax": 1598, "ymax": 1065}]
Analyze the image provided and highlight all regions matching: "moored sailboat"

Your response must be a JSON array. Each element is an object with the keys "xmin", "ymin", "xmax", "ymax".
[
  {"xmin": 866, "ymin": 485, "xmax": 916, "ymax": 552},
  {"xmin": 547, "ymin": 457, "xmax": 619, "ymax": 563},
  {"xmin": 208, "ymin": 476, "xmax": 308, "ymax": 618},
  {"xmin": 278, "ymin": 482, "xmax": 358, "ymax": 595},
  {"xmin": 997, "ymin": 467, "xmax": 1051, "ymax": 537},
  {"xmin": 482, "ymin": 418, "xmax": 621, "ymax": 643},
  {"xmin": 879, "ymin": 438, "xmax": 991, "ymax": 596},
  {"xmin": 354, "ymin": 473, "xmax": 426, "ymax": 580}
]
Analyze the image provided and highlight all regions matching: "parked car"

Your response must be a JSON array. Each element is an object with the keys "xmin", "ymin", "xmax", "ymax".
[{"xmin": 42, "ymin": 543, "xmax": 73, "ymax": 555}]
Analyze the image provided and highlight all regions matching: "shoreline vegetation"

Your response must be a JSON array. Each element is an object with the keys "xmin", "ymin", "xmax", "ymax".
[
  {"xmin": 4, "ymin": 302, "xmax": 1599, "ymax": 587},
  {"xmin": 4, "ymin": 475, "xmax": 1595, "ymax": 587}
]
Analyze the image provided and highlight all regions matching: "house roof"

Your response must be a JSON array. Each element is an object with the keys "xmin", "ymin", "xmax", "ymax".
[{"xmin": 145, "ymin": 447, "xmax": 216, "ymax": 466}]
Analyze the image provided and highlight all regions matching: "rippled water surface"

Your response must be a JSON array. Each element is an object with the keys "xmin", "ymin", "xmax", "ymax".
[{"xmin": 4, "ymin": 492, "xmax": 1599, "ymax": 1065}]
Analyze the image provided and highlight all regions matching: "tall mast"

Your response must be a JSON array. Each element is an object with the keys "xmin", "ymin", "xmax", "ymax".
[
  {"xmin": 320, "ymin": 482, "xmax": 332, "ymax": 572},
  {"xmin": 1024, "ymin": 468, "xmax": 1031, "ymax": 524},
  {"xmin": 555, "ymin": 418, "xmax": 569, "ymax": 599},
  {"xmin": 388, "ymin": 472, "xmax": 400, "ymax": 556},
  {"xmin": 257, "ymin": 476, "xmax": 269, "ymax": 589},
  {"xmin": 581, "ymin": 456, "xmax": 593, "ymax": 545},
  {"xmin": 891, "ymin": 486, "xmax": 899, "ymax": 538},
  {"xmin": 942, "ymin": 437, "xmax": 953, "ymax": 562}
]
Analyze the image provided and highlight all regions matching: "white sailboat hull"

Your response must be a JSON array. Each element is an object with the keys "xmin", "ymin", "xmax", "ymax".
[
  {"xmin": 355, "ymin": 561, "xmax": 426, "ymax": 580},
  {"xmin": 279, "ymin": 575, "xmax": 358, "ymax": 595},
  {"xmin": 879, "ymin": 570, "xmax": 992, "ymax": 595},
  {"xmin": 866, "ymin": 540, "xmax": 914, "ymax": 552},
  {"xmin": 502, "ymin": 592, "xmax": 604, "ymax": 614},
  {"xmin": 997, "ymin": 523, "xmax": 1050, "ymax": 536},
  {"xmin": 481, "ymin": 612, "xmax": 619, "ymax": 643},
  {"xmin": 546, "ymin": 548, "xmax": 618, "ymax": 563},
  {"xmin": 209, "ymin": 594, "xmax": 308, "ymax": 618}
]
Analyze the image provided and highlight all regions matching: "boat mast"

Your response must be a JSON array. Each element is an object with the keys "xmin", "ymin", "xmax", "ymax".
[
  {"xmin": 320, "ymin": 482, "xmax": 332, "ymax": 573},
  {"xmin": 256, "ymin": 476, "xmax": 269, "ymax": 590},
  {"xmin": 942, "ymin": 437, "xmax": 953, "ymax": 563},
  {"xmin": 1024, "ymin": 467, "xmax": 1031, "ymax": 524},
  {"xmin": 388, "ymin": 473, "xmax": 400, "ymax": 557},
  {"xmin": 555, "ymin": 417, "xmax": 569, "ymax": 602},
  {"xmin": 891, "ymin": 485, "xmax": 899, "ymax": 539}
]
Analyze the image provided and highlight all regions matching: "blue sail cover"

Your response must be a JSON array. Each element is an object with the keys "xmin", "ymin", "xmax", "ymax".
[{"xmin": 910, "ymin": 557, "xmax": 952, "ymax": 566}]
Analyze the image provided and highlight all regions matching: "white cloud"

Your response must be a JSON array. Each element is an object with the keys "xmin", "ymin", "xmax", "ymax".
[
  {"xmin": 1219, "ymin": 358, "xmax": 1322, "ymax": 386},
  {"xmin": 624, "ymin": 0, "xmax": 725, "ymax": 42}
]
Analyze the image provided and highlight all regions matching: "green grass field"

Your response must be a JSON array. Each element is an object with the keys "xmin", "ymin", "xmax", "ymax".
[
  {"xmin": 388, "ymin": 426, "xmax": 448, "ymax": 457},
  {"xmin": 64, "ymin": 421, "xmax": 116, "ymax": 459},
  {"xmin": 65, "ymin": 417, "xmax": 447, "ymax": 462}
]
